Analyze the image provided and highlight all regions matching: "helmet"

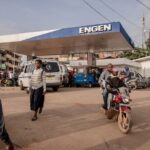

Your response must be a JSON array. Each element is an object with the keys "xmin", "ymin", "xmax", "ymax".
[{"xmin": 125, "ymin": 66, "xmax": 129, "ymax": 71}]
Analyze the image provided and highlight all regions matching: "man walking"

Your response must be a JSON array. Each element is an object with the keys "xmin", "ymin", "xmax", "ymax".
[
  {"xmin": 30, "ymin": 59, "xmax": 46, "ymax": 121},
  {"xmin": 0, "ymin": 99, "xmax": 14, "ymax": 150}
]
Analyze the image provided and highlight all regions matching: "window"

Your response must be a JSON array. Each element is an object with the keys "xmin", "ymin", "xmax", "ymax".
[
  {"xmin": 30, "ymin": 64, "xmax": 35, "ymax": 73},
  {"xmin": 24, "ymin": 66, "xmax": 28, "ymax": 73},
  {"xmin": 43, "ymin": 62, "xmax": 59, "ymax": 73},
  {"xmin": 60, "ymin": 66, "xmax": 63, "ymax": 73},
  {"xmin": 25, "ymin": 65, "xmax": 31, "ymax": 73}
]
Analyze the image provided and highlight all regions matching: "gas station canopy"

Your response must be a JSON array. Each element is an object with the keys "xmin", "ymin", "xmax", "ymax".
[{"xmin": 0, "ymin": 22, "xmax": 134, "ymax": 56}]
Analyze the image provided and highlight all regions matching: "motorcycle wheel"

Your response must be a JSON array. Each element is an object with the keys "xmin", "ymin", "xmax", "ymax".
[
  {"xmin": 131, "ymin": 83, "xmax": 137, "ymax": 90},
  {"xmin": 1, "ymin": 79, "xmax": 6, "ymax": 87},
  {"xmin": 118, "ymin": 112, "xmax": 132, "ymax": 134}
]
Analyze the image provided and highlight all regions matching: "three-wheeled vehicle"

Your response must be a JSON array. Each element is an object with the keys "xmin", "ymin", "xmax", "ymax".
[{"xmin": 73, "ymin": 66, "xmax": 101, "ymax": 87}]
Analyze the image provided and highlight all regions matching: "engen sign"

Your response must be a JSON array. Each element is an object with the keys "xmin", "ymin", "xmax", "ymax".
[{"xmin": 79, "ymin": 24, "xmax": 112, "ymax": 34}]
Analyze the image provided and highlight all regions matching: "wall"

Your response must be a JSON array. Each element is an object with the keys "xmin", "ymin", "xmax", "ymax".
[{"xmin": 139, "ymin": 61, "xmax": 150, "ymax": 78}]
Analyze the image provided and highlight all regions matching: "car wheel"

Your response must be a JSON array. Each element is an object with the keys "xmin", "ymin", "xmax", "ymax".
[
  {"xmin": 88, "ymin": 83, "xmax": 92, "ymax": 88},
  {"xmin": 20, "ymin": 81, "xmax": 24, "ymax": 90},
  {"xmin": 52, "ymin": 86, "xmax": 59, "ymax": 92}
]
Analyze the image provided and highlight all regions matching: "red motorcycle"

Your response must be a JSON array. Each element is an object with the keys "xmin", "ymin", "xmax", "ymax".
[{"xmin": 106, "ymin": 93, "xmax": 132, "ymax": 134}]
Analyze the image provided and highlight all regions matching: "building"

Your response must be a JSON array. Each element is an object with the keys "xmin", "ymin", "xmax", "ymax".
[
  {"xmin": 134, "ymin": 56, "xmax": 150, "ymax": 78},
  {"xmin": 69, "ymin": 58, "xmax": 141, "ymax": 71},
  {"xmin": 0, "ymin": 50, "xmax": 21, "ymax": 71}
]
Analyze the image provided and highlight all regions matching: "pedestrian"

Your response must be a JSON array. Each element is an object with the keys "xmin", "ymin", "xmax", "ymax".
[
  {"xmin": 0, "ymin": 99, "xmax": 14, "ymax": 150},
  {"xmin": 30, "ymin": 59, "xmax": 46, "ymax": 121},
  {"xmin": 98, "ymin": 63, "xmax": 113, "ymax": 110}
]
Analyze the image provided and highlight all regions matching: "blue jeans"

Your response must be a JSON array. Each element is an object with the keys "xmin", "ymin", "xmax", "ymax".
[
  {"xmin": 107, "ymin": 93, "xmax": 113, "ymax": 109},
  {"xmin": 102, "ymin": 89, "xmax": 108, "ymax": 109}
]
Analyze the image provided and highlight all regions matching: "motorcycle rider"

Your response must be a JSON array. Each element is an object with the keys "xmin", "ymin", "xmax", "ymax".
[
  {"xmin": 98, "ymin": 63, "xmax": 113, "ymax": 110},
  {"xmin": 106, "ymin": 68, "xmax": 130, "ymax": 109},
  {"xmin": 124, "ymin": 66, "xmax": 131, "ymax": 83}
]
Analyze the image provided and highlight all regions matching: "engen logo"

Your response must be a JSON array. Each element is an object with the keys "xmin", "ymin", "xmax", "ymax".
[{"xmin": 79, "ymin": 24, "xmax": 112, "ymax": 34}]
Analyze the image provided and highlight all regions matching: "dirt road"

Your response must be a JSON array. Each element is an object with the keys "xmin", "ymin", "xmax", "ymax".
[{"xmin": 0, "ymin": 87, "xmax": 150, "ymax": 150}]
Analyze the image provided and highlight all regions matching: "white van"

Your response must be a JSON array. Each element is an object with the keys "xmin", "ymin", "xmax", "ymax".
[
  {"xmin": 60, "ymin": 64, "xmax": 69, "ymax": 86},
  {"xmin": 18, "ymin": 59, "xmax": 62, "ymax": 92}
]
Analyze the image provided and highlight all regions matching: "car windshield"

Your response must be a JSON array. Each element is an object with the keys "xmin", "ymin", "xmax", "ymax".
[{"xmin": 43, "ymin": 62, "xmax": 59, "ymax": 73}]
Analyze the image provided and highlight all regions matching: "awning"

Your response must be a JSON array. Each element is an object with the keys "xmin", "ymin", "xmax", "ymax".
[{"xmin": 0, "ymin": 22, "xmax": 134, "ymax": 56}]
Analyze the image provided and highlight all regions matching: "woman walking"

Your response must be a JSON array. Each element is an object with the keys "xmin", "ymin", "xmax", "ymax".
[{"xmin": 30, "ymin": 59, "xmax": 46, "ymax": 121}]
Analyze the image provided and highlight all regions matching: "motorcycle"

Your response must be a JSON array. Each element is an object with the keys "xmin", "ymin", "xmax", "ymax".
[
  {"xmin": 126, "ymin": 78, "xmax": 137, "ymax": 91},
  {"xmin": 0, "ymin": 78, "xmax": 18, "ymax": 87},
  {"xmin": 106, "ymin": 92, "xmax": 132, "ymax": 134}
]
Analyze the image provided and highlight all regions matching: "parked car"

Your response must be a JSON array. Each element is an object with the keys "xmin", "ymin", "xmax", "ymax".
[
  {"xmin": 146, "ymin": 77, "xmax": 150, "ymax": 87},
  {"xmin": 60, "ymin": 64, "xmax": 69, "ymax": 87},
  {"xmin": 18, "ymin": 59, "xmax": 62, "ymax": 92},
  {"xmin": 130, "ymin": 71, "xmax": 147, "ymax": 89}
]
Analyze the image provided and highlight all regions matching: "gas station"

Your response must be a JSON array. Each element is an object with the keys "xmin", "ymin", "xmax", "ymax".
[
  {"xmin": 0, "ymin": 22, "xmax": 134, "ymax": 58},
  {"xmin": 1, "ymin": 22, "xmax": 150, "ymax": 150}
]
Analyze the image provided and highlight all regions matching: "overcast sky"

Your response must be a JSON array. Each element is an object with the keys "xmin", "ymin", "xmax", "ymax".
[{"xmin": 0, "ymin": 0, "xmax": 150, "ymax": 47}]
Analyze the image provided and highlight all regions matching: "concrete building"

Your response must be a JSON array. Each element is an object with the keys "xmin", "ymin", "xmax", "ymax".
[
  {"xmin": 70, "ymin": 58, "xmax": 141, "ymax": 72},
  {"xmin": 0, "ymin": 50, "xmax": 21, "ymax": 71},
  {"xmin": 134, "ymin": 56, "xmax": 150, "ymax": 78}
]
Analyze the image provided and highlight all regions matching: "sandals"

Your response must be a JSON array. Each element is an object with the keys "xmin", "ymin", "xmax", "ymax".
[
  {"xmin": 32, "ymin": 116, "xmax": 38, "ymax": 121},
  {"xmin": 39, "ymin": 108, "xmax": 43, "ymax": 114}
]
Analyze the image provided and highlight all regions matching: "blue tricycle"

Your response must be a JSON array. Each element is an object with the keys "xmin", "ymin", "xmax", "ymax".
[{"xmin": 74, "ymin": 72, "xmax": 99, "ymax": 88}]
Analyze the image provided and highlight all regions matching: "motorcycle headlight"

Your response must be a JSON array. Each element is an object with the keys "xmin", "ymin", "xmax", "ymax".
[{"xmin": 123, "ymin": 98, "xmax": 129, "ymax": 103}]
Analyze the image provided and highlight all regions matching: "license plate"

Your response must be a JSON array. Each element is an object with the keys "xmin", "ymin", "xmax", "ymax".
[{"xmin": 46, "ymin": 77, "xmax": 55, "ymax": 80}]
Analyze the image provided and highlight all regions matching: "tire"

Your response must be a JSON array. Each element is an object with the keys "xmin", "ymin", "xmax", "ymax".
[
  {"xmin": 76, "ymin": 84, "xmax": 80, "ymax": 88},
  {"xmin": 52, "ymin": 86, "xmax": 59, "ymax": 92},
  {"xmin": 131, "ymin": 83, "xmax": 137, "ymax": 90},
  {"xmin": 118, "ymin": 112, "xmax": 133, "ymax": 134},
  {"xmin": 20, "ymin": 81, "xmax": 24, "ymax": 90},
  {"xmin": 1, "ymin": 79, "xmax": 6, "ymax": 87},
  {"xmin": 88, "ymin": 83, "xmax": 92, "ymax": 88},
  {"xmin": 26, "ymin": 88, "xmax": 30, "ymax": 94}
]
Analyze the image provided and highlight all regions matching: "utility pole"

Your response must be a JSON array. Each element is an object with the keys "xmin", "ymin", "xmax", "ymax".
[
  {"xmin": 142, "ymin": 14, "xmax": 146, "ymax": 49},
  {"xmin": 148, "ymin": 29, "xmax": 150, "ymax": 50}
]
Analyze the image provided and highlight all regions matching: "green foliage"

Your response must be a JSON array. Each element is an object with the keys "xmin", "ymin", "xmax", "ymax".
[{"xmin": 120, "ymin": 48, "xmax": 150, "ymax": 60}]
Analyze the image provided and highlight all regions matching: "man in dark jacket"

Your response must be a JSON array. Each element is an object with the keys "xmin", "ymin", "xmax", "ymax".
[{"xmin": 0, "ymin": 100, "xmax": 14, "ymax": 150}]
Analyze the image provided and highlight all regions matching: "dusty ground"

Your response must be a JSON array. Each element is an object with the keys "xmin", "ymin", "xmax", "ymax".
[{"xmin": 0, "ymin": 87, "xmax": 150, "ymax": 150}]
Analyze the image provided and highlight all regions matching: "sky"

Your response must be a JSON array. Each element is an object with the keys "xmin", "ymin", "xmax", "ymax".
[{"xmin": 0, "ymin": 0, "xmax": 150, "ymax": 48}]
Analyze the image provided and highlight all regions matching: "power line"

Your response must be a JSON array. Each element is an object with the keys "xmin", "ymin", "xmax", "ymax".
[
  {"xmin": 98, "ymin": 0, "xmax": 142, "ymax": 29},
  {"xmin": 136, "ymin": 0, "xmax": 150, "ymax": 10},
  {"xmin": 82, "ymin": 0, "xmax": 111, "ymax": 22}
]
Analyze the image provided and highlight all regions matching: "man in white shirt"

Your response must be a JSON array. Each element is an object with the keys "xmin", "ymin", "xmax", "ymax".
[{"xmin": 30, "ymin": 59, "xmax": 46, "ymax": 121}]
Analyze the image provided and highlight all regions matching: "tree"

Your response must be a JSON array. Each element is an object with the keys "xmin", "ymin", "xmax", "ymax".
[{"xmin": 120, "ymin": 48, "xmax": 150, "ymax": 60}]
